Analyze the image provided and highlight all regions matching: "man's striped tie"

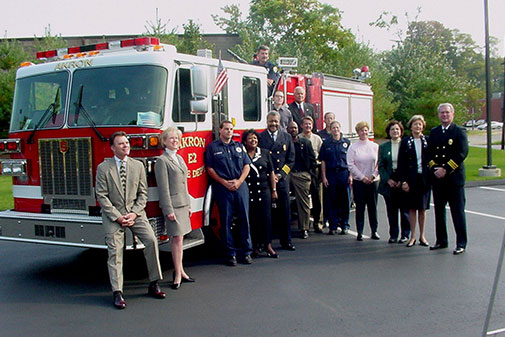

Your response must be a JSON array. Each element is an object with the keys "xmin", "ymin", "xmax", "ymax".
[{"xmin": 120, "ymin": 160, "xmax": 126, "ymax": 194}]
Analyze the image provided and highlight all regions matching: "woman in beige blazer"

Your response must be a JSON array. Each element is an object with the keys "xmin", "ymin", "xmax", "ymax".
[{"xmin": 155, "ymin": 127, "xmax": 195, "ymax": 289}]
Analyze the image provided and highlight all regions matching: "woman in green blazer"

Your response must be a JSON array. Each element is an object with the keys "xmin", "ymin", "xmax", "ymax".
[{"xmin": 378, "ymin": 121, "xmax": 410, "ymax": 243}]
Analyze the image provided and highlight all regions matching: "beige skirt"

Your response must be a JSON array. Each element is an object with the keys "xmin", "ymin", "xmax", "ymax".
[{"xmin": 165, "ymin": 205, "xmax": 192, "ymax": 236}]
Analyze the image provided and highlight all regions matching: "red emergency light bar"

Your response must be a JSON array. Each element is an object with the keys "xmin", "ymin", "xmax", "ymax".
[{"xmin": 35, "ymin": 37, "xmax": 160, "ymax": 60}]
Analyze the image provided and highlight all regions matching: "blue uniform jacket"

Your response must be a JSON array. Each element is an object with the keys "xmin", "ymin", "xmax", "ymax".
[{"xmin": 204, "ymin": 139, "xmax": 251, "ymax": 181}]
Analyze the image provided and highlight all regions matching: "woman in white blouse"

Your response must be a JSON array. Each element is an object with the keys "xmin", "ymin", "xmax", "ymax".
[{"xmin": 347, "ymin": 121, "xmax": 380, "ymax": 241}]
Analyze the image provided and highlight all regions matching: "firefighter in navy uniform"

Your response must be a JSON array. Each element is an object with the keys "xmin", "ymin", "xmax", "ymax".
[
  {"xmin": 259, "ymin": 111, "xmax": 296, "ymax": 250},
  {"xmin": 427, "ymin": 103, "xmax": 469, "ymax": 255},
  {"xmin": 251, "ymin": 45, "xmax": 280, "ymax": 96},
  {"xmin": 204, "ymin": 121, "xmax": 254, "ymax": 266}
]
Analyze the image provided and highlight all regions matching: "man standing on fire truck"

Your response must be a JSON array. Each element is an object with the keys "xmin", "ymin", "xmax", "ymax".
[
  {"xmin": 251, "ymin": 45, "xmax": 280, "ymax": 95},
  {"xmin": 95, "ymin": 131, "xmax": 165, "ymax": 310},
  {"xmin": 205, "ymin": 121, "xmax": 254, "ymax": 266}
]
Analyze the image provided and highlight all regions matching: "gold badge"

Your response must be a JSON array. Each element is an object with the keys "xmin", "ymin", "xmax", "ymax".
[
  {"xmin": 448, "ymin": 139, "xmax": 453, "ymax": 145},
  {"xmin": 283, "ymin": 144, "xmax": 287, "ymax": 151}
]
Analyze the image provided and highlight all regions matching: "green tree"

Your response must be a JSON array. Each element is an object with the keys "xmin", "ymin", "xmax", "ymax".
[
  {"xmin": 145, "ymin": 11, "xmax": 214, "ymax": 55},
  {"xmin": 465, "ymin": 87, "xmax": 485, "ymax": 128},
  {"xmin": 33, "ymin": 25, "xmax": 67, "ymax": 54},
  {"xmin": 383, "ymin": 41, "xmax": 468, "ymax": 131},
  {"xmin": 213, "ymin": 0, "xmax": 353, "ymax": 73},
  {"xmin": 177, "ymin": 20, "xmax": 214, "ymax": 55}
]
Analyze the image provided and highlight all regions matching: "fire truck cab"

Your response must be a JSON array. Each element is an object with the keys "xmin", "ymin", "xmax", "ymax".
[{"xmin": 0, "ymin": 37, "xmax": 270, "ymax": 250}]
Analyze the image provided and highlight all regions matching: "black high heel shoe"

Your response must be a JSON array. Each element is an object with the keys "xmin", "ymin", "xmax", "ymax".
[
  {"xmin": 266, "ymin": 251, "xmax": 279, "ymax": 258},
  {"xmin": 173, "ymin": 271, "xmax": 195, "ymax": 283},
  {"xmin": 419, "ymin": 239, "xmax": 429, "ymax": 247},
  {"xmin": 171, "ymin": 271, "xmax": 181, "ymax": 290},
  {"xmin": 406, "ymin": 239, "xmax": 416, "ymax": 247},
  {"xmin": 181, "ymin": 276, "xmax": 195, "ymax": 283}
]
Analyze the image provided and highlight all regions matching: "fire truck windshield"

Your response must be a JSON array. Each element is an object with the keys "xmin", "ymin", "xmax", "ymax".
[
  {"xmin": 10, "ymin": 71, "xmax": 68, "ymax": 132},
  {"xmin": 68, "ymin": 65, "xmax": 167, "ymax": 128}
]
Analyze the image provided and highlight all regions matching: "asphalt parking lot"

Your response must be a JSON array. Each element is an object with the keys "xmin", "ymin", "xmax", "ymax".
[{"xmin": 0, "ymin": 183, "xmax": 505, "ymax": 337}]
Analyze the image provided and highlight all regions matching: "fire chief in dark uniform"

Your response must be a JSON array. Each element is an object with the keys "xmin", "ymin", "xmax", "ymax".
[
  {"xmin": 428, "ymin": 103, "xmax": 468, "ymax": 255},
  {"xmin": 205, "ymin": 121, "xmax": 253, "ymax": 266},
  {"xmin": 259, "ymin": 111, "xmax": 296, "ymax": 250}
]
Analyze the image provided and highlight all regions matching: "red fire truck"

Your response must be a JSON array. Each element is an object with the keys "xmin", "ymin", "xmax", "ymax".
[{"xmin": 0, "ymin": 37, "xmax": 373, "ymax": 251}]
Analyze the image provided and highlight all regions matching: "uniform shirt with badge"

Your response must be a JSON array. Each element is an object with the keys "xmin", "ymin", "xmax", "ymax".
[
  {"xmin": 428, "ymin": 123, "xmax": 468, "ymax": 182},
  {"xmin": 319, "ymin": 137, "xmax": 351, "ymax": 170},
  {"xmin": 251, "ymin": 60, "xmax": 280, "ymax": 82},
  {"xmin": 259, "ymin": 130, "xmax": 295, "ymax": 180},
  {"xmin": 204, "ymin": 139, "xmax": 251, "ymax": 181}
]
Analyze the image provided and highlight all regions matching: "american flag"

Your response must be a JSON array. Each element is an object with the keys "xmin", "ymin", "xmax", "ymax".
[{"xmin": 213, "ymin": 56, "xmax": 229, "ymax": 96}]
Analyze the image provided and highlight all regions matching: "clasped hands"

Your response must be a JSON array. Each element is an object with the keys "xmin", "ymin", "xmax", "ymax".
[{"xmin": 117, "ymin": 213, "xmax": 137, "ymax": 227}]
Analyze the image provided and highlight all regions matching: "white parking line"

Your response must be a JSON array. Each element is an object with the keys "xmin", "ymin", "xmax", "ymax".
[
  {"xmin": 480, "ymin": 186, "xmax": 505, "ymax": 192},
  {"xmin": 429, "ymin": 204, "xmax": 505, "ymax": 221}
]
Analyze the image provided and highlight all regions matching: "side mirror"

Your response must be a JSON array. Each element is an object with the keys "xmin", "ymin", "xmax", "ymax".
[
  {"xmin": 190, "ymin": 98, "xmax": 209, "ymax": 114},
  {"xmin": 191, "ymin": 65, "xmax": 208, "ymax": 100}
]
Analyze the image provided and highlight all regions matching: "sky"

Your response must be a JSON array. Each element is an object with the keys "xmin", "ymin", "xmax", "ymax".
[{"xmin": 1, "ymin": 0, "xmax": 504, "ymax": 57}]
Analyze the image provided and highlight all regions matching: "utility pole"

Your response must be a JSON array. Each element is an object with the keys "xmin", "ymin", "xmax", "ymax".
[{"xmin": 478, "ymin": 0, "xmax": 500, "ymax": 177}]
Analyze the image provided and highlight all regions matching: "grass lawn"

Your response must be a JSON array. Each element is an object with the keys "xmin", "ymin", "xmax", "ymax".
[
  {"xmin": 466, "ymin": 146, "xmax": 505, "ymax": 181},
  {"xmin": 0, "ymin": 147, "xmax": 502, "ymax": 211},
  {"xmin": 0, "ymin": 176, "xmax": 13, "ymax": 211}
]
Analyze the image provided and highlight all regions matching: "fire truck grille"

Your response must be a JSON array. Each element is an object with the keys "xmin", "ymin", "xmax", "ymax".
[
  {"xmin": 39, "ymin": 138, "xmax": 93, "ymax": 212},
  {"xmin": 149, "ymin": 216, "xmax": 166, "ymax": 238}
]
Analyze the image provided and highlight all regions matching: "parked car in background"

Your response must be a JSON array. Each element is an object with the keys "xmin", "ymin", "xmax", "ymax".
[
  {"xmin": 464, "ymin": 119, "xmax": 486, "ymax": 128},
  {"xmin": 476, "ymin": 121, "xmax": 503, "ymax": 130}
]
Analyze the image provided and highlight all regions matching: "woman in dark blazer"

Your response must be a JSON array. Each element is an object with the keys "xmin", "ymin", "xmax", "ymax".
[
  {"xmin": 155, "ymin": 127, "xmax": 195, "ymax": 289},
  {"xmin": 242, "ymin": 129, "xmax": 278, "ymax": 258},
  {"xmin": 398, "ymin": 115, "xmax": 431, "ymax": 247},
  {"xmin": 378, "ymin": 120, "xmax": 410, "ymax": 244}
]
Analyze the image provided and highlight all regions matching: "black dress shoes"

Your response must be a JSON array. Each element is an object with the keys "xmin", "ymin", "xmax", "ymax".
[
  {"xmin": 430, "ymin": 244, "xmax": 448, "ymax": 250},
  {"xmin": 339, "ymin": 228, "xmax": 349, "ymax": 235},
  {"xmin": 371, "ymin": 232, "xmax": 380, "ymax": 240},
  {"xmin": 398, "ymin": 237, "xmax": 408, "ymax": 244},
  {"xmin": 148, "ymin": 281, "xmax": 166, "ymax": 299},
  {"xmin": 282, "ymin": 243, "xmax": 296, "ymax": 251},
  {"xmin": 226, "ymin": 256, "xmax": 237, "ymax": 266},
  {"xmin": 357, "ymin": 233, "xmax": 363, "ymax": 241},
  {"xmin": 453, "ymin": 247, "xmax": 465, "ymax": 255},
  {"xmin": 302, "ymin": 230, "xmax": 309, "ymax": 239},
  {"xmin": 388, "ymin": 238, "xmax": 397, "ymax": 244},
  {"xmin": 113, "ymin": 291, "xmax": 126, "ymax": 309},
  {"xmin": 242, "ymin": 255, "xmax": 253, "ymax": 264}
]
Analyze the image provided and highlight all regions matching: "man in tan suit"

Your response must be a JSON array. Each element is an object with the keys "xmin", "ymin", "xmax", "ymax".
[{"xmin": 96, "ymin": 131, "xmax": 165, "ymax": 309}]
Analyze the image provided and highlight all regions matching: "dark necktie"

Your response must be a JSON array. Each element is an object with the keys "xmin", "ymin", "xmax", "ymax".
[
  {"xmin": 120, "ymin": 160, "xmax": 126, "ymax": 194},
  {"xmin": 298, "ymin": 104, "xmax": 304, "ymax": 117}
]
